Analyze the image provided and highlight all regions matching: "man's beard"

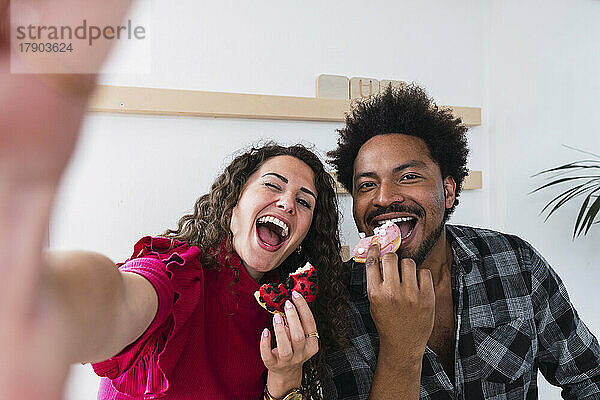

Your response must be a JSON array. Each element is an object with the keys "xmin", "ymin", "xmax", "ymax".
[{"xmin": 398, "ymin": 220, "xmax": 444, "ymax": 267}]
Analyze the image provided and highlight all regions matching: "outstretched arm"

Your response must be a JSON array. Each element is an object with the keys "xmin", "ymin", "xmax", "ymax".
[
  {"xmin": 0, "ymin": 0, "xmax": 136, "ymax": 398},
  {"xmin": 45, "ymin": 251, "xmax": 159, "ymax": 363}
]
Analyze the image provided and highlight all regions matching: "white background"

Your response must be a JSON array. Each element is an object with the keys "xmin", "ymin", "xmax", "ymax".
[{"xmin": 51, "ymin": 1, "xmax": 600, "ymax": 398}]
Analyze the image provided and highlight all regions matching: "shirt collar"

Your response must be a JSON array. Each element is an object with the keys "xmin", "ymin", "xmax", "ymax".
[
  {"xmin": 215, "ymin": 239, "xmax": 280, "ymax": 294},
  {"xmin": 446, "ymin": 225, "xmax": 482, "ymax": 274}
]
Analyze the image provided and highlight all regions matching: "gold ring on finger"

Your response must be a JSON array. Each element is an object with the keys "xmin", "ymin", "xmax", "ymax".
[{"xmin": 305, "ymin": 331, "xmax": 319, "ymax": 339}]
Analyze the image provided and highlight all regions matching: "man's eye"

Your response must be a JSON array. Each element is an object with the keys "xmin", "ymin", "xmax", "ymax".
[
  {"xmin": 401, "ymin": 174, "xmax": 418, "ymax": 181},
  {"xmin": 297, "ymin": 198, "xmax": 312, "ymax": 209},
  {"xmin": 357, "ymin": 182, "xmax": 376, "ymax": 191}
]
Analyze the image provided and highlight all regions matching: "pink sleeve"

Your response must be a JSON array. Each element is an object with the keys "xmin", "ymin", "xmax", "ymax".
[
  {"xmin": 120, "ymin": 257, "xmax": 175, "ymax": 338},
  {"xmin": 91, "ymin": 236, "xmax": 203, "ymax": 399}
]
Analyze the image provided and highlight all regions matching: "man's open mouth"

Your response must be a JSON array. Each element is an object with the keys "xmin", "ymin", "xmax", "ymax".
[
  {"xmin": 256, "ymin": 215, "xmax": 290, "ymax": 249},
  {"xmin": 373, "ymin": 217, "xmax": 416, "ymax": 240}
]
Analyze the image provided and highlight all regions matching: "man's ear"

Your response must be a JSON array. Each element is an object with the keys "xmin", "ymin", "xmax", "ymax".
[{"xmin": 443, "ymin": 176, "xmax": 456, "ymax": 209}]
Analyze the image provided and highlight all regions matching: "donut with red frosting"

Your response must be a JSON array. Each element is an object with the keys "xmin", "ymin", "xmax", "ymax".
[{"xmin": 254, "ymin": 262, "xmax": 318, "ymax": 314}]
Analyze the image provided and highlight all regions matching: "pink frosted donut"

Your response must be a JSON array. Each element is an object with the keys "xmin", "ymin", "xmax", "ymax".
[{"xmin": 352, "ymin": 221, "xmax": 402, "ymax": 263}]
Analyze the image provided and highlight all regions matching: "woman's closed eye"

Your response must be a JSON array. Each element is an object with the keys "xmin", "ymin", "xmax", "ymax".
[
  {"xmin": 265, "ymin": 181, "xmax": 312, "ymax": 209},
  {"xmin": 264, "ymin": 182, "xmax": 281, "ymax": 191}
]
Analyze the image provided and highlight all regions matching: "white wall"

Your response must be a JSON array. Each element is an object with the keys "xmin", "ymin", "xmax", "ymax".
[
  {"xmin": 51, "ymin": 1, "xmax": 600, "ymax": 398},
  {"xmin": 486, "ymin": 1, "xmax": 600, "ymax": 397}
]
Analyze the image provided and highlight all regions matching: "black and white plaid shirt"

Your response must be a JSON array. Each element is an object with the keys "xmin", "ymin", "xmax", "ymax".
[{"xmin": 323, "ymin": 225, "xmax": 600, "ymax": 399}]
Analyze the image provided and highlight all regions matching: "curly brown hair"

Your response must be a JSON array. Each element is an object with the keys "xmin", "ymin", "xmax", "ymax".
[
  {"xmin": 163, "ymin": 143, "xmax": 348, "ymax": 399},
  {"xmin": 328, "ymin": 84, "xmax": 470, "ymax": 222}
]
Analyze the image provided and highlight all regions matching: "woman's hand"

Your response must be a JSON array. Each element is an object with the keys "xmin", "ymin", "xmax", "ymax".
[
  {"xmin": 260, "ymin": 291, "xmax": 319, "ymax": 398},
  {"xmin": 0, "ymin": 3, "xmax": 85, "ymax": 398},
  {"xmin": 0, "ymin": 1, "xmax": 134, "ymax": 399}
]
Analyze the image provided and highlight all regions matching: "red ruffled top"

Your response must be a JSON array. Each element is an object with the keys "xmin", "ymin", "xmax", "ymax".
[{"xmin": 92, "ymin": 237, "xmax": 274, "ymax": 399}]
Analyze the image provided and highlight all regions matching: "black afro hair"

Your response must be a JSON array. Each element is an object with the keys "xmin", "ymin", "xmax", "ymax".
[{"xmin": 327, "ymin": 84, "xmax": 470, "ymax": 221}]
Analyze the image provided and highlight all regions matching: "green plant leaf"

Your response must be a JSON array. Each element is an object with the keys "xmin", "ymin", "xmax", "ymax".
[
  {"xmin": 530, "ymin": 176, "xmax": 600, "ymax": 194},
  {"xmin": 532, "ymin": 160, "xmax": 600, "ymax": 176},
  {"xmin": 544, "ymin": 183, "xmax": 596, "ymax": 221},
  {"xmin": 576, "ymin": 190, "xmax": 600, "ymax": 237},
  {"xmin": 533, "ymin": 150, "xmax": 600, "ymax": 238},
  {"xmin": 555, "ymin": 180, "xmax": 600, "ymax": 208},
  {"xmin": 574, "ymin": 193, "xmax": 592, "ymax": 238},
  {"xmin": 545, "ymin": 167, "xmax": 600, "ymax": 181},
  {"xmin": 540, "ymin": 181, "xmax": 595, "ymax": 214},
  {"xmin": 582, "ymin": 195, "xmax": 600, "ymax": 236},
  {"xmin": 562, "ymin": 145, "xmax": 600, "ymax": 158}
]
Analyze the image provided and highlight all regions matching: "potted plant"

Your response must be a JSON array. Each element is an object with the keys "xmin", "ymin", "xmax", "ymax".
[{"xmin": 532, "ymin": 146, "xmax": 600, "ymax": 238}]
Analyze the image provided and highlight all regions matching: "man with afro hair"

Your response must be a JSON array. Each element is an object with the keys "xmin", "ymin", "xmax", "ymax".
[{"xmin": 322, "ymin": 85, "xmax": 600, "ymax": 399}]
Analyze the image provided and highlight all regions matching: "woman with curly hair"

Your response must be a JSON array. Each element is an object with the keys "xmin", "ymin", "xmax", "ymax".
[{"xmin": 46, "ymin": 143, "xmax": 348, "ymax": 400}]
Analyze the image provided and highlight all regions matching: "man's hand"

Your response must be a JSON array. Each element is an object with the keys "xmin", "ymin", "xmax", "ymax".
[
  {"xmin": 365, "ymin": 244, "xmax": 435, "ymax": 399},
  {"xmin": 365, "ymin": 244, "xmax": 435, "ymax": 365}
]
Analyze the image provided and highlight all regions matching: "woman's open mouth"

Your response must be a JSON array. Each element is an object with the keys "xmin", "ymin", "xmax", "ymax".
[{"xmin": 256, "ymin": 215, "xmax": 290, "ymax": 252}]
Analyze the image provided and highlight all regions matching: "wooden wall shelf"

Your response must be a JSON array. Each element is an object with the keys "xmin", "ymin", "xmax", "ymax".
[
  {"xmin": 463, "ymin": 170, "xmax": 482, "ymax": 190},
  {"xmin": 88, "ymin": 85, "xmax": 484, "ymax": 191},
  {"xmin": 88, "ymin": 85, "xmax": 482, "ymax": 126}
]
